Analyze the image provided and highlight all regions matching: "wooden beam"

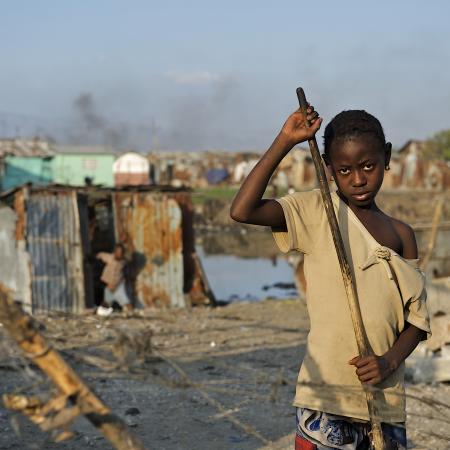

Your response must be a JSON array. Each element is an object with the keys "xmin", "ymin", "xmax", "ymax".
[
  {"xmin": 0, "ymin": 284, "xmax": 148, "ymax": 450},
  {"xmin": 420, "ymin": 195, "xmax": 445, "ymax": 271}
]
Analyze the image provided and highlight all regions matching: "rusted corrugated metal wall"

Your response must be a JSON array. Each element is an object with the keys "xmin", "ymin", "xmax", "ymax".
[
  {"xmin": 26, "ymin": 190, "xmax": 88, "ymax": 313},
  {"xmin": 170, "ymin": 192, "xmax": 195, "ymax": 294},
  {"xmin": 169, "ymin": 191, "xmax": 214, "ymax": 305},
  {"xmin": 0, "ymin": 205, "xmax": 32, "ymax": 311},
  {"xmin": 113, "ymin": 192, "xmax": 185, "ymax": 308}
]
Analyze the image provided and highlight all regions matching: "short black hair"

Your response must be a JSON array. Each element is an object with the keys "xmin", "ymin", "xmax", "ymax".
[{"xmin": 323, "ymin": 110, "xmax": 386, "ymax": 158}]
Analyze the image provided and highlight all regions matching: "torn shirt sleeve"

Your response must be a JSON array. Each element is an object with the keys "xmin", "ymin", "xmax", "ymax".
[
  {"xmin": 271, "ymin": 190, "xmax": 323, "ymax": 254},
  {"xmin": 394, "ymin": 259, "xmax": 431, "ymax": 337}
]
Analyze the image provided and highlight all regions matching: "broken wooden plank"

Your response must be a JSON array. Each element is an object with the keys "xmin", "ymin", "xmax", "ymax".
[
  {"xmin": 420, "ymin": 195, "xmax": 445, "ymax": 271},
  {"xmin": 0, "ymin": 284, "xmax": 148, "ymax": 450}
]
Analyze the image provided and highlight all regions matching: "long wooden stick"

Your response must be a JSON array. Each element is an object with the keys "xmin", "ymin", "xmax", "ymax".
[
  {"xmin": 296, "ymin": 88, "xmax": 386, "ymax": 450},
  {"xmin": 0, "ymin": 284, "xmax": 148, "ymax": 450}
]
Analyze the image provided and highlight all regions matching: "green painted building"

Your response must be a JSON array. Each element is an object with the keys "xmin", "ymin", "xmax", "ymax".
[
  {"xmin": 0, "ymin": 139, "xmax": 55, "ymax": 191},
  {"xmin": 2, "ymin": 156, "xmax": 53, "ymax": 190},
  {"xmin": 51, "ymin": 145, "xmax": 115, "ymax": 187},
  {"xmin": 0, "ymin": 141, "xmax": 116, "ymax": 190}
]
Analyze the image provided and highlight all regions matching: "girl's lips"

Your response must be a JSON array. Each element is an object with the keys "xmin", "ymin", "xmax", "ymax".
[{"xmin": 352, "ymin": 192, "xmax": 371, "ymax": 201}]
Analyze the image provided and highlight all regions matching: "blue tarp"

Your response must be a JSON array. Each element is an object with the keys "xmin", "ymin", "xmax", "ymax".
[{"xmin": 205, "ymin": 168, "xmax": 229, "ymax": 185}]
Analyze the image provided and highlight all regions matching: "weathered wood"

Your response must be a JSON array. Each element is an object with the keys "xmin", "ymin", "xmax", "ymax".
[
  {"xmin": 0, "ymin": 284, "xmax": 148, "ymax": 450},
  {"xmin": 420, "ymin": 195, "xmax": 445, "ymax": 271},
  {"xmin": 296, "ymin": 88, "xmax": 386, "ymax": 450},
  {"xmin": 191, "ymin": 252, "xmax": 217, "ymax": 305}
]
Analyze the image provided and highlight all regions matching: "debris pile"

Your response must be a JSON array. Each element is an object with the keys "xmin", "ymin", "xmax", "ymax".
[{"xmin": 407, "ymin": 277, "xmax": 450, "ymax": 383}]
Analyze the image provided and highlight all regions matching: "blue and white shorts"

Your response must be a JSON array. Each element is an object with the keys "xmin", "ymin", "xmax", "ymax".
[{"xmin": 295, "ymin": 408, "xmax": 406, "ymax": 450}]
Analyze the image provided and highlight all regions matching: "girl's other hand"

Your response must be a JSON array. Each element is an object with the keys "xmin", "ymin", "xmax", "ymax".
[
  {"xmin": 349, "ymin": 355, "xmax": 395, "ymax": 385},
  {"xmin": 279, "ymin": 105, "xmax": 322, "ymax": 147}
]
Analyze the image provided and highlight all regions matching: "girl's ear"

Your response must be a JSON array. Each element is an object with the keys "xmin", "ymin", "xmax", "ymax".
[{"xmin": 385, "ymin": 142, "xmax": 392, "ymax": 168}]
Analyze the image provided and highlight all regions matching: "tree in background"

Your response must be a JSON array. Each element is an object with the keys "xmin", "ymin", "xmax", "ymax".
[{"xmin": 424, "ymin": 129, "xmax": 450, "ymax": 161}]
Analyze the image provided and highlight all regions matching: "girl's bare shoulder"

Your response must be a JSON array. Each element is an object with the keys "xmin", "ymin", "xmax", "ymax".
[{"xmin": 388, "ymin": 215, "xmax": 418, "ymax": 259}]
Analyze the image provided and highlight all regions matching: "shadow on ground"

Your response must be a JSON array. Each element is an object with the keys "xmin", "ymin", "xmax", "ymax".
[{"xmin": 0, "ymin": 343, "xmax": 305, "ymax": 450}]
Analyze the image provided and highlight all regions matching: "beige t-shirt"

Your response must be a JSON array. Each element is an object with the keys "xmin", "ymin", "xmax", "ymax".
[{"xmin": 272, "ymin": 189, "xmax": 430, "ymax": 422}]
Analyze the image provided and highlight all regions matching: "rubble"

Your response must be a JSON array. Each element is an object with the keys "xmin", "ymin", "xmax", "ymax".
[
  {"xmin": 406, "ymin": 277, "xmax": 450, "ymax": 383},
  {"xmin": 1, "ymin": 299, "xmax": 449, "ymax": 449}
]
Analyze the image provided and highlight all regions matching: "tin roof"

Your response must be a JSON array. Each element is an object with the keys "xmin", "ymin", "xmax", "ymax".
[
  {"xmin": 0, "ymin": 183, "xmax": 191, "ymax": 202},
  {"xmin": 0, "ymin": 138, "xmax": 55, "ymax": 158},
  {"xmin": 53, "ymin": 145, "xmax": 116, "ymax": 155}
]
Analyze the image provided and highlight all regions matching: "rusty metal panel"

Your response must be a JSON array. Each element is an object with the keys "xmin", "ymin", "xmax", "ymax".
[
  {"xmin": 114, "ymin": 192, "xmax": 185, "ymax": 308},
  {"xmin": 0, "ymin": 205, "xmax": 32, "ymax": 311},
  {"xmin": 26, "ymin": 191, "xmax": 86, "ymax": 313},
  {"xmin": 169, "ymin": 192, "xmax": 195, "ymax": 293}
]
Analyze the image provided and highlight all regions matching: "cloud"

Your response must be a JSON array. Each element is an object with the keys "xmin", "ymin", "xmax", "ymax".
[{"xmin": 165, "ymin": 70, "xmax": 222, "ymax": 85}]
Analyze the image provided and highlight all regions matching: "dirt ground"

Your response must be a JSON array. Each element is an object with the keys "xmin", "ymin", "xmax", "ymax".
[{"xmin": 0, "ymin": 300, "xmax": 449, "ymax": 450}]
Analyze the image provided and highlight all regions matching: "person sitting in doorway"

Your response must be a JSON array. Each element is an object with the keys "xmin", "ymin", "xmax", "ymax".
[{"xmin": 96, "ymin": 243, "xmax": 133, "ymax": 315}]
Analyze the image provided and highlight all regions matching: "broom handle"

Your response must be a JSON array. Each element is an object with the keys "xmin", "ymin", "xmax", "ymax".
[{"xmin": 296, "ymin": 88, "xmax": 386, "ymax": 450}]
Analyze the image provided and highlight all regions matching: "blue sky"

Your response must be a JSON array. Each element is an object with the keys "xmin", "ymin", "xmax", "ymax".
[{"xmin": 1, "ymin": 1, "xmax": 449, "ymax": 150}]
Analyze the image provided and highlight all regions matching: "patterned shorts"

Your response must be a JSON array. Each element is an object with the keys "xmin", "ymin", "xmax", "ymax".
[{"xmin": 295, "ymin": 408, "xmax": 406, "ymax": 450}]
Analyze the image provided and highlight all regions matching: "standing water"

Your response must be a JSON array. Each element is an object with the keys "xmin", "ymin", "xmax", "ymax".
[{"xmin": 197, "ymin": 245, "xmax": 297, "ymax": 302}]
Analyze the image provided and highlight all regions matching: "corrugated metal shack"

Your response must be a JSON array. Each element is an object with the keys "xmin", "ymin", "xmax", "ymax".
[
  {"xmin": 0, "ymin": 184, "xmax": 214, "ymax": 314},
  {"xmin": 0, "ymin": 138, "xmax": 55, "ymax": 190}
]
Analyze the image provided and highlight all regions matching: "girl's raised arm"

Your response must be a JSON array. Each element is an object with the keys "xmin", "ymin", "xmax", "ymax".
[{"xmin": 230, "ymin": 106, "xmax": 322, "ymax": 228}]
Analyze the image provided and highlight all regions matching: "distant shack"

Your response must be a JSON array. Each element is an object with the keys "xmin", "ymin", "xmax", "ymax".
[
  {"xmin": 0, "ymin": 184, "xmax": 214, "ymax": 314},
  {"xmin": 0, "ymin": 140, "xmax": 116, "ymax": 190},
  {"xmin": 51, "ymin": 145, "xmax": 115, "ymax": 186},
  {"xmin": 113, "ymin": 151, "xmax": 150, "ymax": 186},
  {"xmin": 0, "ymin": 138, "xmax": 54, "ymax": 190}
]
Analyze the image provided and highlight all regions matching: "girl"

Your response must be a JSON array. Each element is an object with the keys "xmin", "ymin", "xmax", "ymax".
[{"xmin": 230, "ymin": 104, "xmax": 430, "ymax": 450}]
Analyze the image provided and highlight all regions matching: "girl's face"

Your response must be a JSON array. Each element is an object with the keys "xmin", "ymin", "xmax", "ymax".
[{"xmin": 326, "ymin": 135, "xmax": 390, "ymax": 208}]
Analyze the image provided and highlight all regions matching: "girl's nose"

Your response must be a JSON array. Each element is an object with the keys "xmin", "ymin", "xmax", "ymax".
[{"xmin": 352, "ymin": 170, "xmax": 367, "ymax": 187}]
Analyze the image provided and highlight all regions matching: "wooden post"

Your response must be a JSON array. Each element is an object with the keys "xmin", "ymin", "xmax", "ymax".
[
  {"xmin": 420, "ymin": 195, "xmax": 445, "ymax": 271},
  {"xmin": 296, "ymin": 88, "xmax": 386, "ymax": 450},
  {"xmin": 0, "ymin": 284, "xmax": 148, "ymax": 450}
]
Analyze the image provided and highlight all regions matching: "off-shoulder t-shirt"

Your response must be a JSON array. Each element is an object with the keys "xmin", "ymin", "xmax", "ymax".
[{"xmin": 272, "ymin": 189, "xmax": 430, "ymax": 422}]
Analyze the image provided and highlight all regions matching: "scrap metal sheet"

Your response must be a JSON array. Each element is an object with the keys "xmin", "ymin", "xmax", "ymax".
[
  {"xmin": 26, "ymin": 191, "xmax": 86, "ymax": 313},
  {"xmin": 114, "ymin": 192, "xmax": 185, "ymax": 308}
]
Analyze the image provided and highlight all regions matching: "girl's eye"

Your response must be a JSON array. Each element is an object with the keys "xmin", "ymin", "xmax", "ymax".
[
  {"xmin": 363, "ymin": 164, "xmax": 374, "ymax": 171},
  {"xmin": 339, "ymin": 168, "xmax": 350, "ymax": 175}
]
